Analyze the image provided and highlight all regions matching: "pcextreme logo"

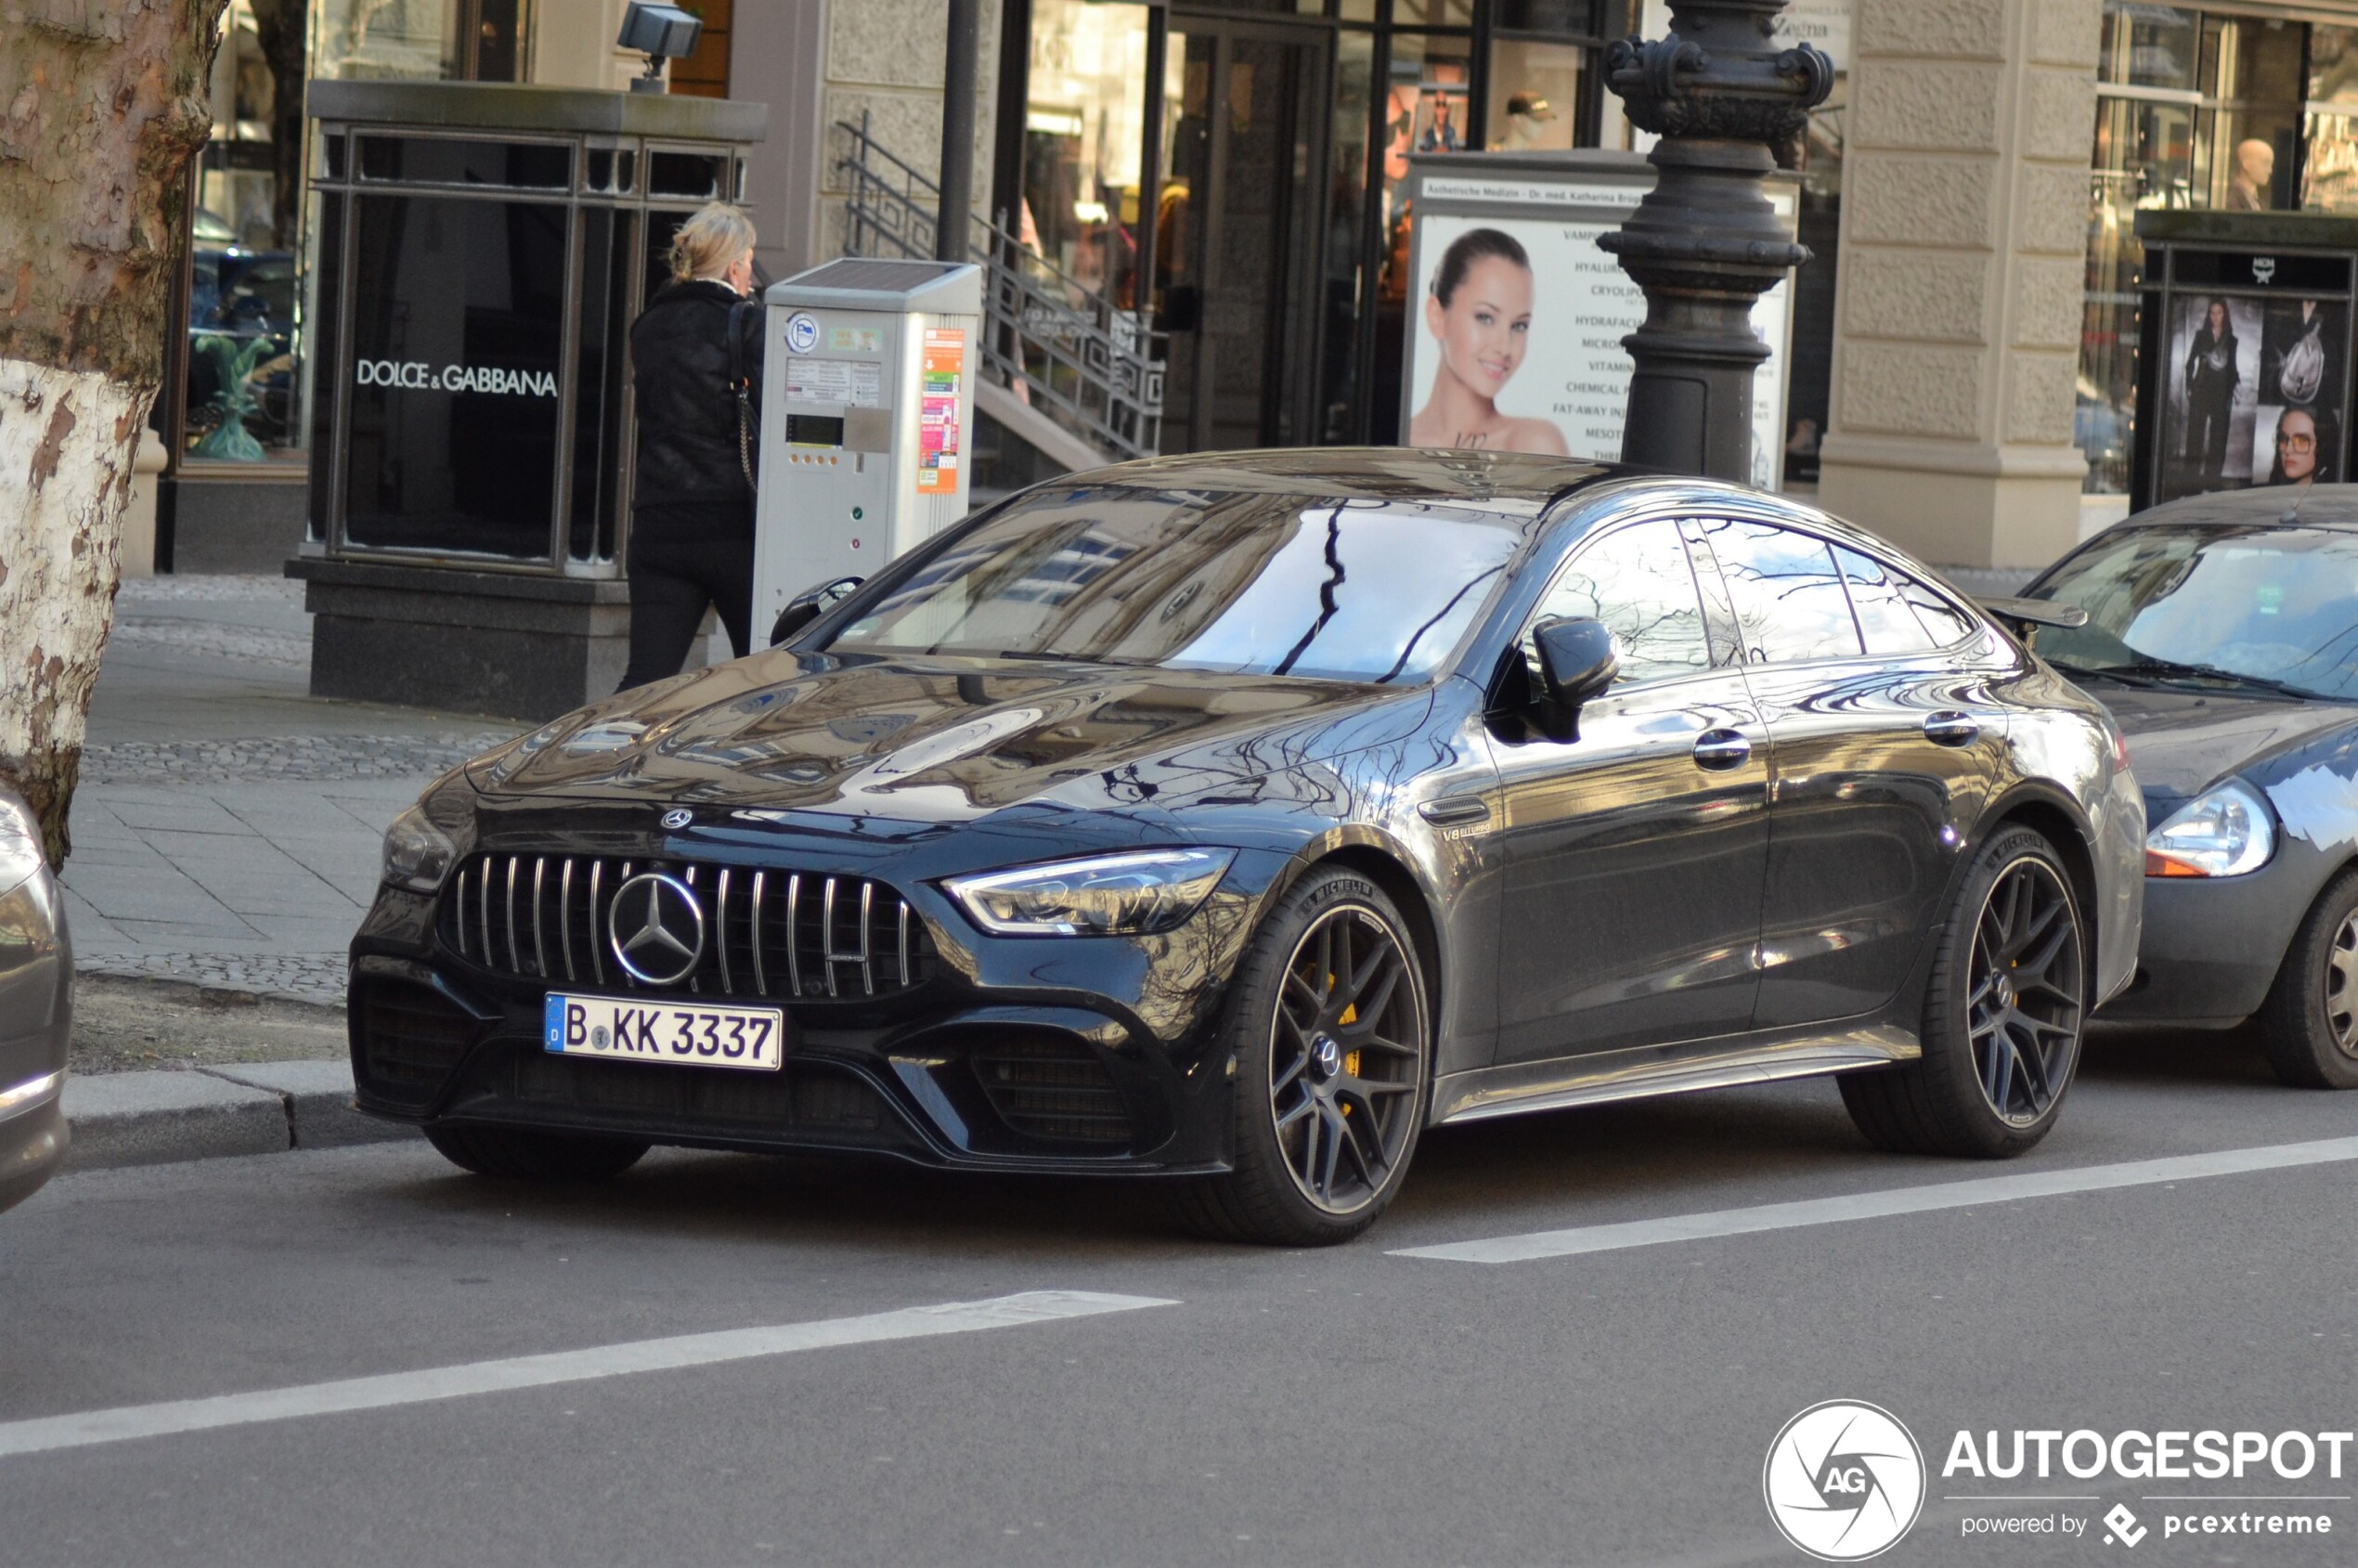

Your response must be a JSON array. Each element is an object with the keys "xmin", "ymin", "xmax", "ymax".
[{"xmin": 1764, "ymin": 1400, "xmax": 1928, "ymax": 1562}]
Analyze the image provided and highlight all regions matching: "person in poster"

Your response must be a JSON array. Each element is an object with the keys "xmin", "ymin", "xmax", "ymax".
[
  {"xmin": 2261, "ymin": 404, "xmax": 2338, "ymax": 485},
  {"xmin": 1406, "ymin": 227, "xmax": 1570, "ymax": 455},
  {"xmin": 2183, "ymin": 295, "xmax": 2241, "ymax": 483}
]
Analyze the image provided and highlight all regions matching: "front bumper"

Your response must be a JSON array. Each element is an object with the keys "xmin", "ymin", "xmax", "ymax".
[
  {"xmin": 348, "ymin": 848, "xmax": 1282, "ymax": 1174},
  {"xmin": 0, "ymin": 1095, "xmax": 67, "ymax": 1214},
  {"xmin": 2099, "ymin": 844, "xmax": 2336, "ymax": 1026}
]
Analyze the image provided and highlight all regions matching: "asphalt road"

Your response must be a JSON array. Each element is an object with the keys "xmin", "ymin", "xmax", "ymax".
[{"xmin": 4, "ymin": 1028, "xmax": 2354, "ymax": 1568}]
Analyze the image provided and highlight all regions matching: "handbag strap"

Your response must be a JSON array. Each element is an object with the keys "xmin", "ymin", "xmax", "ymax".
[{"xmin": 727, "ymin": 299, "xmax": 757, "ymax": 491}]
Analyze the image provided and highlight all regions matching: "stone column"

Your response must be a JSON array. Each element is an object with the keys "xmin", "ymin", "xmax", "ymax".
[{"xmin": 1814, "ymin": 0, "xmax": 2099, "ymax": 569}]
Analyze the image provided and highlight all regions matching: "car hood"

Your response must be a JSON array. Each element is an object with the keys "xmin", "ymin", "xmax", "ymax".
[
  {"xmin": 2091, "ymin": 685, "xmax": 2358, "ymax": 802},
  {"xmin": 469, "ymin": 651, "xmax": 1432, "ymax": 828}
]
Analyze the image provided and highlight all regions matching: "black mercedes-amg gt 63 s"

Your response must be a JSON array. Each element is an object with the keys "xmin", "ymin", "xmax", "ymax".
[{"xmin": 353, "ymin": 451, "xmax": 2143, "ymax": 1245}]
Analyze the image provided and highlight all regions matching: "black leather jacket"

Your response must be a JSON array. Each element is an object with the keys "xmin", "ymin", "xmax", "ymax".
[{"xmin": 628, "ymin": 279, "xmax": 761, "ymax": 513}]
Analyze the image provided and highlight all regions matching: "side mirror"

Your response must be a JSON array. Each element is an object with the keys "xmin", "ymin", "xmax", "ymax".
[
  {"xmin": 1531, "ymin": 616, "xmax": 1618, "ymax": 742},
  {"xmin": 768, "ymin": 576, "xmax": 862, "ymax": 647}
]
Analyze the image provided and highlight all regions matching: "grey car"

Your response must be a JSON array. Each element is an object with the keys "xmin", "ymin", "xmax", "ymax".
[
  {"xmin": 2023, "ymin": 486, "xmax": 2358, "ymax": 1088},
  {"xmin": 0, "ymin": 784, "xmax": 70, "ymax": 1212}
]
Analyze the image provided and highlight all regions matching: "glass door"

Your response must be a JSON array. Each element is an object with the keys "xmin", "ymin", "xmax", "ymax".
[{"xmin": 1157, "ymin": 20, "xmax": 1328, "ymax": 454}]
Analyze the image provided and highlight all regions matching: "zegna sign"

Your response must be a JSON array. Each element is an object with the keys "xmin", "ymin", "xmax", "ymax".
[{"xmin": 355, "ymin": 359, "xmax": 558, "ymax": 397}]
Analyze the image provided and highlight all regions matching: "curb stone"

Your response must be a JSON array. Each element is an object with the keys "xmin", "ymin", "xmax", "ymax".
[
  {"xmin": 201, "ymin": 1060, "xmax": 405, "ymax": 1150},
  {"xmin": 59, "ymin": 1059, "xmax": 411, "ymax": 1173}
]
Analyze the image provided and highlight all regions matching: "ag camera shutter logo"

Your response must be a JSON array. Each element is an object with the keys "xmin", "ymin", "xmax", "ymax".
[
  {"xmin": 784, "ymin": 312, "xmax": 820, "ymax": 354},
  {"xmin": 1764, "ymin": 1400, "xmax": 1926, "ymax": 1561}
]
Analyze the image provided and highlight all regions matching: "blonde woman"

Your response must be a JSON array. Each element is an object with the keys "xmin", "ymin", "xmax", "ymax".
[{"xmin": 620, "ymin": 201, "xmax": 763, "ymax": 689}]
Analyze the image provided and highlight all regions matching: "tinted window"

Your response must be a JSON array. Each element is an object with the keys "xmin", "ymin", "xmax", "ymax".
[
  {"xmin": 1835, "ymin": 547, "xmax": 1938, "ymax": 655},
  {"xmin": 1700, "ymin": 520, "xmax": 1864, "ymax": 664},
  {"xmin": 828, "ymin": 488, "xmax": 1523, "ymax": 685},
  {"xmin": 2029, "ymin": 523, "xmax": 2358, "ymax": 699},
  {"xmin": 1535, "ymin": 522, "xmax": 1711, "ymax": 686}
]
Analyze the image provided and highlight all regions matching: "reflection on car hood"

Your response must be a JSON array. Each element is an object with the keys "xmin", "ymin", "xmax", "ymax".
[
  {"xmin": 2092, "ymin": 685, "xmax": 2358, "ymax": 801},
  {"xmin": 472, "ymin": 652, "xmax": 1432, "ymax": 825}
]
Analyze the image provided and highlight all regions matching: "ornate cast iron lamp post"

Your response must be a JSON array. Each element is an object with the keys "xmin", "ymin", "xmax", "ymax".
[{"xmin": 1600, "ymin": 1, "xmax": 1833, "ymax": 483}]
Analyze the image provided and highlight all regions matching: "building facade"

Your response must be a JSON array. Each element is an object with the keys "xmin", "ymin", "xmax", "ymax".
[{"xmin": 154, "ymin": 0, "xmax": 2358, "ymax": 577}]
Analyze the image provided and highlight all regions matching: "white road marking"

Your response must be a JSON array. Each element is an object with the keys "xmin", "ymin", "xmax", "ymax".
[
  {"xmin": 1390, "ymin": 1135, "xmax": 2358, "ymax": 1264},
  {"xmin": 0, "ymin": 1290, "xmax": 1173, "ymax": 1459}
]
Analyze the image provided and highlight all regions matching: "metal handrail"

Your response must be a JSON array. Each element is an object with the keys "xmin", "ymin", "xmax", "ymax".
[{"xmin": 836, "ymin": 114, "xmax": 1163, "ymax": 461}]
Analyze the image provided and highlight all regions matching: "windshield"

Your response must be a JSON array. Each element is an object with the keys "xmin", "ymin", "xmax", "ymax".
[
  {"xmin": 825, "ymin": 486, "xmax": 1530, "ymax": 685},
  {"xmin": 2028, "ymin": 524, "xmax": 2358, "ymax": 699}
]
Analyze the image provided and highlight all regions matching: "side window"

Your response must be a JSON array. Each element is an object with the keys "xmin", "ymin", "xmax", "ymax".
[
  {"xmin": 1834, "ymin": 546, "xmax": 1937, "ymax": 656},
  {"xmin": 1700, "ymin": 520, "xmax": 1865, "ymax": 664},
  {"xmin": 1535, "ymin": 521, "xmax": 1712, "ymax": 686},
  {"xmin": 1891, "ymin": 568, "xmax": 1979, "ymax": 647}
]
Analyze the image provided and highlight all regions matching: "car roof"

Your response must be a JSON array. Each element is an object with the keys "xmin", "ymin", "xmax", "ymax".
[
  {"xmin": 1064, "ymin": 447, "xmax": 1639, "ymax": 512},
  {"xmin": 2122, "ymin": 483, "xmax": 2358, "ymax": 532}
]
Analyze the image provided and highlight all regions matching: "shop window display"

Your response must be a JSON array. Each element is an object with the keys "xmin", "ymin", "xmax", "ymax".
[
  {"xmin": 2080, "ymin": 4, "xmax": 2310, "ymax": 497},
  {"xmin": 172, "ymin": 0, "xmax": 526, "ymax": 469}
]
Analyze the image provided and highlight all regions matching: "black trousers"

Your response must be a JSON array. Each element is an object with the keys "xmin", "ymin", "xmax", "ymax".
[{"xmin": 617, "ymin": 532, "xmax": 756, "ymax": 692}]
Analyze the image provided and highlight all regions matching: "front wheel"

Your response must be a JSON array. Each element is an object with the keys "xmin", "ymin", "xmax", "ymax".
[
  {"xmin": 1842, "ymin": 826, "xmax": 2089, "ymax": 1158},
  {"xmin": 2255, "ymin": 870, "xmax": 2358, "ymax": 1089},
  {"xmin": 1174, "ymin": 870, "xmax": 1432, "ymax": 1246}
]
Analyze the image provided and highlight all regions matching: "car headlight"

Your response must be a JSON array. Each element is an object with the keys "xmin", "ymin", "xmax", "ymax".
[
  {"xmin": 945, "ymin": 848, "xmax": 1237, "ymax": 936},
  {"xmin": 0, "ymin": 793, "xmax": 44, "ymax": 893},
  {"xmin": 381, "ymin": 799, "xmax": 461, "ymax": 893},
  {"xmin": 2146, "ymin": 781, "xmax": 2274, "ymax": 878}
]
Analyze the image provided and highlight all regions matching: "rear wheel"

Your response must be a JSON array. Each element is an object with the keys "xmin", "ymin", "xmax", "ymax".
[
  {"xmin": 1174, "ymin": 870, "xmax": 1431, "ymax": 1247},
  {"xmin": 423, "ymin": 1123, "xmax": 650, "ymax": 1181},
  {"xmin": 2256, "ymin": 870, "xmax": 2358, "ymax": 1089},
  {"xmin": 1842, "ymin": 826, "xmax": 2088, "ymax": 1158}
]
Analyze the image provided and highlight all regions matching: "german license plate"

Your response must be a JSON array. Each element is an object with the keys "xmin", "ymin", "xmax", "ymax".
[{"xmin": 543, "ymin": 992, "xmax": 786, "ymax": 1072}]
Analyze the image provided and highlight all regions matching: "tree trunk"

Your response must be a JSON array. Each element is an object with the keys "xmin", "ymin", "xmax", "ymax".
[{"xmin": 0, "ymin": 0, "xmax": 229, "ymax": 868}]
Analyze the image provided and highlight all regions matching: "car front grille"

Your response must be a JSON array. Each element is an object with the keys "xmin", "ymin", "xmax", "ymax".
[
  {"xmin": 971, "ymin": 1035, "xmax": 1132, "ymax": 1146},
  {"xmin": 441, "ymin": 853, "xmax": 935, "ymax": 1002}
]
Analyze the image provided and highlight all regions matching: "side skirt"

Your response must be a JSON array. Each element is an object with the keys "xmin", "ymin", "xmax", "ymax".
[{"xmin": 1430, "ymin": 1022, "xmax": 1920, "ymax": 1126}]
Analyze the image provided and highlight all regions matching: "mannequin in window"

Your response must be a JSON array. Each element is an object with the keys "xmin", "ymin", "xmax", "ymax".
[
  {"xmin": 1496, "ymin": 93, "xmax": 1556, "ymax": 153},
  {"xmin": 2229, "ymin": 138, "xmax": 2275, "ymax": 211}
]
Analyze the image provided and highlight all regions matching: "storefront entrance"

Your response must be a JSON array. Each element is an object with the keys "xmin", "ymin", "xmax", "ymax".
[{"xmin": 1158, "ymin": 19, "xmax": 1330, "ymax": 454}]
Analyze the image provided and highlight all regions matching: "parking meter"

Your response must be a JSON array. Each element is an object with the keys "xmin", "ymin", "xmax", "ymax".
[{"xmin": 752, "ymin": 258, "xmax": 983, "ymax": 636}]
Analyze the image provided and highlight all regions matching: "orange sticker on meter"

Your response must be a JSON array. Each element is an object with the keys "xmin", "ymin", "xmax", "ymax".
[{"xmin": 918, "ymin": 328, "xmax": 965, "ymax": 495}]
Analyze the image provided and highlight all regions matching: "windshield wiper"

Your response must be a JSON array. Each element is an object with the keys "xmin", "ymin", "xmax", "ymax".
[{"xmin": 2062, "ymin": 654, "xmax": 2316, "ymax": 701}]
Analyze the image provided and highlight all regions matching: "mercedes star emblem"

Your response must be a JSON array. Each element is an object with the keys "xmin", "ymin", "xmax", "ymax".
[
  {"xmin": 660, "ymin": 807, "xmax": 693, "ymax": 831},
  {"xmin": 606, "ymin": 871, "xmax": 706, "ymax": 986}
]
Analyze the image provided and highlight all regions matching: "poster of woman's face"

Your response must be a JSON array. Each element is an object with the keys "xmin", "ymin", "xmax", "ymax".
[
  {"xmin": 1404, "ymin": 219, "xmax": 1573, "ymax": 459},
  {"xmin": 2254, "ymin": 402, "xmax": 2339, "ymax": 486},
  {"xmin": 2160, "ymin": 293, "xmax": 2263, "ymax": 503}
]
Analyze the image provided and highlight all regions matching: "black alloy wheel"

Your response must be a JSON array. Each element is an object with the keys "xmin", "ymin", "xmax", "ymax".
[
  {"xmin": 1842, "ymin": 825, "xmax": 2088, "ymax": 1158},
  {"xmin": 2257, "ymin": 869, "xmax": 2358, "ymax": 1089},
  {"xmin": 1966, "ymin": 853, "xmax": 2086, "ymax": 1124},
  {"xmin": 1176, "ymin": 869, "xmax": 1432, "ymax": 1246}
]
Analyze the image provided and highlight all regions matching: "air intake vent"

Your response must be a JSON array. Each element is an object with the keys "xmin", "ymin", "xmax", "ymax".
[
  {"xmin": 972, "ymin": 1036, "xmax": 1131, "ymax": 1146},
  {"xmin": 355, "ymin": 982, "xmax": 477, "ymax": 1110},
  {"xmin": 439, "ymin": 855, "xmax": 935, "ymax": 1002}
]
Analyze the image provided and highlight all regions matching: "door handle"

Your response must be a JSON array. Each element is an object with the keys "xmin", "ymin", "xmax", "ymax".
[
  {"xmin": 1692, "ymin": 729, "xmax": 1752, "ymax": 771},
  {"xmin": 1924, "ymin": 711, "xmax": 1980, "ymax": 746}
]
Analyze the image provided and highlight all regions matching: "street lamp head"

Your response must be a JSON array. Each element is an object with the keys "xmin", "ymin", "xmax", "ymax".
[{"xmin": 617, "ymin": 3, "xmax": 703, "ymax": 94}]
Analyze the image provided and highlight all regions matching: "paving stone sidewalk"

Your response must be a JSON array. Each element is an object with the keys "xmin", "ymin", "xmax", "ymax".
[{"xmin": 59, "ymin": 576, "xmax": 525, "ymax": 1004}]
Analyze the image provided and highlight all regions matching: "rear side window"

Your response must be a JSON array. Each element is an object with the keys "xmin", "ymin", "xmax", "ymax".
[
  {"xmin": 1834, "ymin": 547, "xmax": 1938, "ymax": 655},
  {"xmin": 1893, "ymin": 571, "xmax": 1979, "ymax": 646},
  {"xmin": 1699, "ymin": 520, "xmax": 1864, "ymax": 664}
]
